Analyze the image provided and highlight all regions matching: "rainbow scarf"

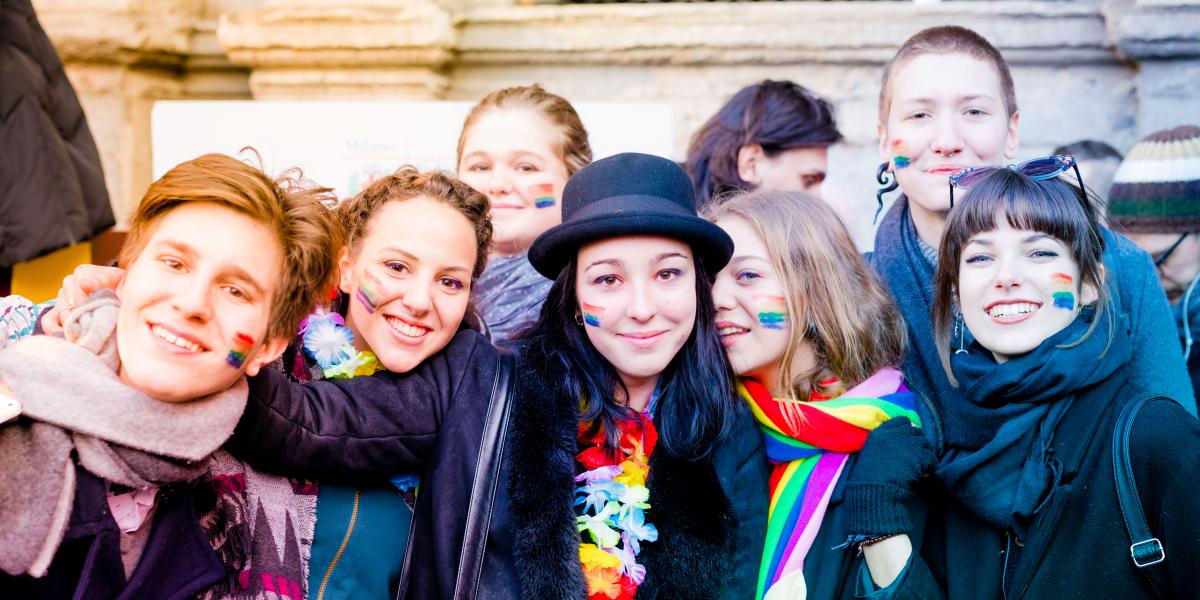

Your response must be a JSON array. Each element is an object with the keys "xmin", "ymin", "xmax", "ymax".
[{"xmin": 739, "ymin": 368, "xmax": 919, "ymax": 600}]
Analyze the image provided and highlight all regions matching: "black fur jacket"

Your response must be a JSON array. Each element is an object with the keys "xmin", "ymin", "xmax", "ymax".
[
  {"xmin": 230, "ymin": 330, "xmax": 769, "ymax": 599},
  {"xmin": 505, "ymin": 339, "xmax": 770, "ymax": 600}
]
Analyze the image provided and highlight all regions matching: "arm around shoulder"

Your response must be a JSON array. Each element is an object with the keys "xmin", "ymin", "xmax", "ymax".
[{"xmin": 226, "ymin": 330, "xmax": 498, "ymax": 480}]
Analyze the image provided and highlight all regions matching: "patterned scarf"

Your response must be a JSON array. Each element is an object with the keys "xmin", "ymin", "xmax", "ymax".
[{"xmin": 739, "ymin": 368, "xmax": 919, "ymax": 600}]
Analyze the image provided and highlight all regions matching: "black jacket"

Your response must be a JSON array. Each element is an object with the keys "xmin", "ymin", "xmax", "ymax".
[
  {"xmin": 0, "ymin": 0, "xmax": 113, "ymax": 266},
  {"xmin": 1, "ymin": 465, "xmax": 225, "ymax": 600},
  {"xmin": 881, "ymin": 371, "xmax": 1200, "ymax": 599},
  {"xmin": 227, "ymin": 330, "xmax": 770, "ymax": 599}
]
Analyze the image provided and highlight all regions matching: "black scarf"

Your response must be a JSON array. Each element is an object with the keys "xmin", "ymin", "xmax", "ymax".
[
  {"xmin": 937, "ymin": 308, "xmax": 1131, "ymax": 536},
  {"xmin": 869, "ymin": 196, "xmax": 956, "ymax": 448}
]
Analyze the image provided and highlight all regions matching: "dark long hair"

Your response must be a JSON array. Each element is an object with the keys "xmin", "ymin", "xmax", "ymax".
[
  {"xmin": 685, "ymin": 80, "xmax": 841, "ymax": 207},
  {"xmin": 932, "ymin": 169, "xmax": 1109, "ymax": 386},
  {"xmin": 524, "ymin": 255, "xmax": 737, "ymax": 460}
]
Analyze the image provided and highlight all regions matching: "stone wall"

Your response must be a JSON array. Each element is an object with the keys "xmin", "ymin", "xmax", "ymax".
[{"xmin": 32, "ymin": 0, "xmax": 1200, "ymax": 245}]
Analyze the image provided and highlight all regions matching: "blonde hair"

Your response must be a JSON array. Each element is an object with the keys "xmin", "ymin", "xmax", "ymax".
[
  {"xmin": 703, "ymin": 190, "xmax": 905, "ymax": 427},
  {"xmin": 456, "ymin": 84, "xmax": 593, "ymax": 177},
  {"xmin": 121, "ymin": 153, "xmax": 342, "ymax": 341}
]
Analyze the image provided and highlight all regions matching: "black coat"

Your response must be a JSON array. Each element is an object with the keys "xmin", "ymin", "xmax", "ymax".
[
  {"xmin": 0, "ymin": 464, "xmax": 225, "ymax": 600},
  {"xmin": 227, "ymin": 330, "xmax": 770, "ymax": 599},
  {"xmin": 0, "ymin": 0, "xmax": 113, "ymax": 266},
  {"xmin": 882, "ymin": 371, "xmax": 1200, "ymax": 599}
]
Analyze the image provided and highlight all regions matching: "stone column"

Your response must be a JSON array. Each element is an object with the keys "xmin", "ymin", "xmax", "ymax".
[
  {"xmin": 1106, "ymin": 0, "xmax": 1200, "ymax": 137},
  {"xmin": 217, "ymin": 0, "xmax": 458, "ymax": 100},
  {"xmin": 32, "ymin": 0, "xmax": 250, "ymax": 225}
]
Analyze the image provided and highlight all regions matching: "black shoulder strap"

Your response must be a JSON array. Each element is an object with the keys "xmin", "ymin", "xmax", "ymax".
[
  {"xmin": 1112, "ymin": 392, "xmax": 1170, "ymax": 596},
  {"xmin": 453, "ymin": 350, "xmax": 516, "ymax": 600}
]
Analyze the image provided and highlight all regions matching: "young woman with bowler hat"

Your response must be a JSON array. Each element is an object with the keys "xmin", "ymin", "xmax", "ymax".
[{"xmin": 223, "ymin": 152, "xmax": 770, "ymax": 600}]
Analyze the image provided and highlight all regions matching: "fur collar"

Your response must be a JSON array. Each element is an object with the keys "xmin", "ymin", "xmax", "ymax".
[{"xmin": 506, "ymin": 340, "xmax": 737, "ymax": 599}]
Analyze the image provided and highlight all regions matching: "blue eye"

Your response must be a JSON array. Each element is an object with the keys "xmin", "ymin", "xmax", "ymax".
[
  {"xmin": 1030, "ymin": 249, "xmax": 1060, "ymax": 260},
  {"xmin": 736, "ymin": 270, "xmax": 762, "ymax": 282},
  {"xmin": 964, "ymin": 254, "xmax": 992, "ymax": 265}
]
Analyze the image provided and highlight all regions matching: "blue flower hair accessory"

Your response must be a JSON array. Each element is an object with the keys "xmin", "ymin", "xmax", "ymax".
[{"xmin": 300, "ymin": 309, "xmax": 382, "ymax": 379}]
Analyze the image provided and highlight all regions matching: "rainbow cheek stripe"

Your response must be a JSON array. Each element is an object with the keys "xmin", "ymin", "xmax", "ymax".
[
  {"xmin": 530, "ymin": 183, "xmax": 557, "ymax": 209},
  {"xmin": 356, "ymin": 273, "xmax": 382, "ymax": 314},
  {"xmin": 755, "ymin": 294, "xmax": 788, "ymax": 330},
  {"xmin": 226, "ymin": 332, "xmax": 254, "ymax": 369},
  {"xmin": 891, "ymin": 139, "xmax": 911, "ymax": 170},
  {"xmin": 1050, "ymin": 272, "xmax": 1076, "ymax": 310},
  {"xmin": 580, "ymin": 302, "xmax": 604, "ymax": 327}
]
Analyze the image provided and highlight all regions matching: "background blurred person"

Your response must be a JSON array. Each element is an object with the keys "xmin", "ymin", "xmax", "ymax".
[
  {"xmin": 1, "ymin": 0, "xmax": 113, "ymax": 296},
  {"xmin": 1052, "ymin": 138, "xmax": 1123, "ymax": 215},
  {"xmin": 1107, "ymin": 125, "xmax": 1200, "ymax": 399},
  {"xmin": 456, "ymin": 84, "xmax": 593, "ymax": 342},
  {"xmin": 685, "ymin": 80, "xmax": 842, "ymax": 207}
]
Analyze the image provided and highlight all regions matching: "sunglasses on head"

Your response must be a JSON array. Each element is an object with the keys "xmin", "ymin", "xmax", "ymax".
[{"xmin": 948, "ymin": 154, "xmax": 1088, "ymax": 209}]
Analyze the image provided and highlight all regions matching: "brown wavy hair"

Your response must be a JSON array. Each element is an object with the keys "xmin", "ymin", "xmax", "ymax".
[
  {"xmin": 336, "ymin": 167, "xmax": 492, "ymax": 278},
  {"xmin": 456, "ymin": 84, "xmax": 592, "ymax": 177},
  {"xmin": 703, "ymin": 190, "xmax": 905, "ymax": 425},
  {"xmin": 121, "ymin": 152, "xmax": 343, "ymax": 341}
]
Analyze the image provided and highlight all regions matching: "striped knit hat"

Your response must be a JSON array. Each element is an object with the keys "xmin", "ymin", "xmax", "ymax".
[{"xmin": 1107, "ymin": 125, "xmax": 1200, "ymax": 233}]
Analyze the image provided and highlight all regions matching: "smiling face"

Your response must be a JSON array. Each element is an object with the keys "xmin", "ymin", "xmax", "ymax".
[
  {"xmin": 958, "ymin": 220, "xmax": 1097, "ymax": 362},
  {"xmin": 712, "ymin": 216, "xmax": 804, "ymax": 390},
  {"xmin": 879, "ymin": 52, "xmax": 1019, "ymax": 234},
  {"xmin": 458, "ymin": 107, "xmax": 570, "ymax": 256},
  {"xmin": 116, "ymin": 202, "xmax": 287, "ymax": 402},
  {"xmin": 340, "ymin": 196, "xmax": 477, "ymax": 373},
  {"xmin": 575, "ymin": 236, "xmax": 698, "ymax": 390}
]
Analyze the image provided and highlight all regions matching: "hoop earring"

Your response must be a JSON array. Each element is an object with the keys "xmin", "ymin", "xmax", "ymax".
[
  {"xmin": 574, "ymin": 312, "xmax": 584, "ymax": 326},
  {"xmin": 953, "ymin": 310, "xmax": 968, "ymax": 355},
  {"xmin": 875, "ymin": 162, "xmax": 898, "ymax": 225}
]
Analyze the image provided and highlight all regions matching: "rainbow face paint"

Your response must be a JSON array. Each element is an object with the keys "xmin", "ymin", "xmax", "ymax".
[
  {"xmin": 580, "ymin": 302, "xmax": 605, "ymax": 327},
  {"xmin": 1050, "ymin": 272, "xmax": 1076, "ymax": 310},
  {"xmin": 356, "ymin": 273, "xmax": 382, "ymax": 314},
  {"xmin": 529, "ymin": 183, "xmax": 556, "ymax": 209},
  {"xmin": 754, "ymin": 294, "xmax": 788, "ymax": 330},
  {"xmin": 226, "ymin": 332, "xmax": 254, "ymax": 369},
  {"xmin": 891, "ymin": 139, "xmax": 911, "ymax": 170}
]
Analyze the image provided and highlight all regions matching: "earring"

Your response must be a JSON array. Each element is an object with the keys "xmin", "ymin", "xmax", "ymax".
[
  {"xmin": 574, "ymin": 312, "xmax": 584, "ymax": 326},
  {"xmin": 875, "ymin": 162, "xmax": 898, "ymax": 225},
  {"xmin": 953, "ymin": 310, "xmax": 968, "ymax": 355}
]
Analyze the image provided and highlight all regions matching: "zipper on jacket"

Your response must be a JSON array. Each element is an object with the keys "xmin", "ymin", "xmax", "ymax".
[{"xmin": 316, "ymin": 488, "xmax": 362, "ymax": 600}]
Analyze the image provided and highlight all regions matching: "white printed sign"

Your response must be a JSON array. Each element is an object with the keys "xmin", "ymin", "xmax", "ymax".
[{"xmin": 151, "ymin": 101, "xmax": 674, "ymax": 199}]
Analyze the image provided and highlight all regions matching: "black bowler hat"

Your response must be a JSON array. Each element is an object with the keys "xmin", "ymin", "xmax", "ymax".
[{"xmin": 528, "ymin": 152, "xmax": 734, "ymax": 279}]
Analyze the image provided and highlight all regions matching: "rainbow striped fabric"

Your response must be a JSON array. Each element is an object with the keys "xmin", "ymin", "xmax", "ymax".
[{"xmin": 738, "ymin": 368, "xmax": 919, "ymax": 600}]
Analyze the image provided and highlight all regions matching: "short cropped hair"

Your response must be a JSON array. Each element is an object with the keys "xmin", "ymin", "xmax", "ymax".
[
  {"xmin": 336, "ymin": 167, "xmax": 493, "ymax": 278},
  {"xmin": 879, "ymin": 26, "xmax": 1018, "ymax": 123},
  {"xmin": 120, "ymin": 153, "xmax": 343, "ymax": 341}
]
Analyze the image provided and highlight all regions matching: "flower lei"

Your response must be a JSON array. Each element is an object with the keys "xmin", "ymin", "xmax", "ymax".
[
  {"xmin": 300, "ymin": 309, "xmax": 383, "ymax": 379},
  {"xmin": 575, "ymin": 413, "xmax": 659, "ymax": 600}
]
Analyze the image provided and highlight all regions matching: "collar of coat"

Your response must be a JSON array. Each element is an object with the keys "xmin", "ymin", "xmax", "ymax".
[{"xmin": 506, "ymin": 340, "xmax": 737, "ymax": 599}]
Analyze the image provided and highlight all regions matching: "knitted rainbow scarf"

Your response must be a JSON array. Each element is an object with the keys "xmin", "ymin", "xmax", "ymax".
[{"xmin": 739, "ymin": 368, "xmax": 919, "ymax": 600}]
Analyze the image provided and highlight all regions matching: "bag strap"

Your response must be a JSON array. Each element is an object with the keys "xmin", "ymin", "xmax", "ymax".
[
  {"xmin": 453, "ymin": 350, "xmax": 516, "ymax": 600},
  {"xmin": 1111, "ymin": 392, "xmax": 1170, "ymax": 595}
]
